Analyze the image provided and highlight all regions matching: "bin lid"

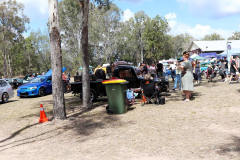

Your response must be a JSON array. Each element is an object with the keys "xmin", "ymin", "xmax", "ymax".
[{"xmin": 102, "ymin": 79, "xmax": 127, "ymax": 84}]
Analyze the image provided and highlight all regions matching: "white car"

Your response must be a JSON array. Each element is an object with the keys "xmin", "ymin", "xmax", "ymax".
[{"xmin": 0, "ymin": 79, "xmax": 14, "ymax": 103}]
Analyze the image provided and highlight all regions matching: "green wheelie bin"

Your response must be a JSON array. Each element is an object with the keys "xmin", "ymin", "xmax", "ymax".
[{"xmin": 103, "ymin": 80, "xmax": 128, "ymax": 114}]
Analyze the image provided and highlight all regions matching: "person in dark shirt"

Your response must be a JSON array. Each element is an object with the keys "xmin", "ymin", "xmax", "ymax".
[
  {"xmin": 223, "ymin": 57, "xmax": 228, "ymax": 77},
  {"xmin": 106, "ymin": 63, "xmax": 112, "ymax": 79},
  {"xmin": 156, "ymin": 62, "xmax": 163, "ymax": 78},
  {"xmin": 141, "ymin": 62, "xmax": 148, "ymax": 77},
  {"xmin": 76, "ymin": 71, "xmax": 79, "ymax": 76},
  {"xmin": 95, "ymin": 66, "xmax": 106, "ymax": 81},
  {"xmin": 229, "ymin": 55, "xmax": 238, "ymax": 82}
]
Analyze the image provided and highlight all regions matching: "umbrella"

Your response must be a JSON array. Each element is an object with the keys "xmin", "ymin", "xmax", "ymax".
[{"xmin": 79, "ymin": 65, "xmax": 93, "ymax": 70}]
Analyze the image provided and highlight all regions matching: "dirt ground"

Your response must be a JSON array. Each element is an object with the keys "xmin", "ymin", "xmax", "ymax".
[{"xmin": 0, "ymin": 78, "xmax": 240, "ymax": 160}]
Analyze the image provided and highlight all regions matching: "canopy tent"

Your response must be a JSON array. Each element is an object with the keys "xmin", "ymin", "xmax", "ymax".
[
  {"xmin": 79, "ymin": 65, "xmax": 93, "ymax": 70},
  {"xmin": 45, "ymin": 67, "xmax": 67, "ymax": 76},
  {"xmin": 162, "ymin": 63, "xmax": 168, "ymax": 65},
  {"xmin": 190, "ymin": 53, "xmax": 198, "ymax": 58},
  {"xmin": 192, "ymin": 56, "xmax": 206, "ymax": 60}
]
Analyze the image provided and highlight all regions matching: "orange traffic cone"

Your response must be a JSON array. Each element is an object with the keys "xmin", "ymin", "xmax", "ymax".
[{"xmin": 39, "ymin": 104, "xmax": 49, "ymax": 123}]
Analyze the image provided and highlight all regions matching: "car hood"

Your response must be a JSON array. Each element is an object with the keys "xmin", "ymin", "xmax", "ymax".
[{"xmin": 19, "ymin": 83, "xmax": 43, "ymax": 88}]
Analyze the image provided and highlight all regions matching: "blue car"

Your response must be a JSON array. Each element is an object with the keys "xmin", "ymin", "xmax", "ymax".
[{"xmin": 17, "ymin": 76, "xmax": 52, "ymax": 97}]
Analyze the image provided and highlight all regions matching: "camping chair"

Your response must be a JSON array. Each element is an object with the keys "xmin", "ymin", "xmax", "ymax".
[{"xmin": 140, "ymin": 80, "xmax": 160, "ymax": 106}]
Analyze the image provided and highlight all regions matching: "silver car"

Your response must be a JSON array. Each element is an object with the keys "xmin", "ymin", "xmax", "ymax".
[{"xmin": 0, "ymin": 79, "xmax": 14, "ymax": 103}]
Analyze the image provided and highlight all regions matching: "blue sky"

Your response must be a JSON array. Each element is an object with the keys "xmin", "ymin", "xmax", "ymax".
[{"xmin": 17, "ymin": 0, "xmax": 240, "ymax": 39}]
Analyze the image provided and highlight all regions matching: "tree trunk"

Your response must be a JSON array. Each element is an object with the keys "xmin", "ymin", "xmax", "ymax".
[
  {"xmin": 49, "ymin": 0, "xmax": 66, "ymax": 119},
  {"xmin": 8, "ymin": 54, "xmax": 12, "ymax": 78},
  {"xmin": 79, "ymin": 0, "xmax": 91, "ymax": 108}
]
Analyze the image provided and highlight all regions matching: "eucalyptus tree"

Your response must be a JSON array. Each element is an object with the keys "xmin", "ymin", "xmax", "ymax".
[
  {"xmin": 228, "ymin": 31, "xmax": 240, "ymax": 40},
  {"xmin": 143, "ymin": 15, "xmax": 172, "ymax": 63},
  {"xmin": 124, "ymin": 11, "xmax": 149, "ymax": 64},
  {"xmin": 49, "ymin": 0, "xmax": 66, "ymax": 119},
  {"xmin": 75, "ymin": 0, "xmax": 111, "ymax": 108},
  {"xmin": 29, "ymin": 29, "xmax": 51, "ymax": 73},
  {"xmin": 0, "ymin": 0, "xmax": 29, "ymax": 78},
  {"xmin": 90, "ymin": 3, "xmax": 122, "ymax": 64},
  {"xmin": 201, "ymin": 33, "xmax": 225, "ymax": 41}
]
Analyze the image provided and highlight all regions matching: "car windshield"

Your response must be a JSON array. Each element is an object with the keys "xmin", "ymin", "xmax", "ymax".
[{"xmin": 29, "ymin": 77, "xmax": 46, "ymax": 83}]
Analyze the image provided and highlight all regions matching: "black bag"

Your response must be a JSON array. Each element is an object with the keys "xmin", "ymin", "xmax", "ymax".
[{"xmin": 207, "ymin": 67, "xmax": 212, "ymax": 74}]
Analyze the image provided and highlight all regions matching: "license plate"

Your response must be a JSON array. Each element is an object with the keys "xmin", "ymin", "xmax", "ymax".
[{"xmin": 21, "ymin": 92, "xmax": 26, "ymax": 93}]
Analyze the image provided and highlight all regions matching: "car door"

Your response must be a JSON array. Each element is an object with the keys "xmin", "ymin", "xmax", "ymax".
[
  {"xmin": 0, "ymin": 80, "xmax": 4, "ymax": 101},
  {"xmin": 46, "ymin": 77, "xmax": 52, "ymax": 93},
  {"xmin": 0, "ymin": 80, "xmax": 14, "ymax": 99}
]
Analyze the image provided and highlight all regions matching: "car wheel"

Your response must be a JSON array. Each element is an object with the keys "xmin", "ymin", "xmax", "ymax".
[
  {"xmin": 90, "ymin": 89, "xmax": 97, "ymax": 102},
  {"xmin": 38, "ymin": 88, "xmax": 46, "ymax": 97},
  {"xmin": 2, "ymin": 92, "xmax": 9, "ymax": 103},
  {"xmin": 80, "ymin": 89, "xmax": 97, "ymax": 102}
]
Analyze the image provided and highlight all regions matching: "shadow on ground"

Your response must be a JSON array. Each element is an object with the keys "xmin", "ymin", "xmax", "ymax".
[{"xmin": 216, "ymin": 136, "xmax": 240, "ymax": 156}]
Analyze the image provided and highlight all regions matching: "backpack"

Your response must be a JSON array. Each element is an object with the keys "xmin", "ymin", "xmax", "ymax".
[{"xmin": 208, "ymin": 67, "xmax": 212, "ymax": 74}]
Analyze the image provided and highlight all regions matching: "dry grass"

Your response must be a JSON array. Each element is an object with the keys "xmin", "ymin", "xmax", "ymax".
[{"xmin": 0, "ymin": 78, "xmax": 240, "ymax": 160}]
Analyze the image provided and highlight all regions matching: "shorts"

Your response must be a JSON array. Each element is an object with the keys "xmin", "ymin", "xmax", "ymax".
[
  {"xmin": 158, "ymin": 71, "xmax": 163, "ymax": 77},
  {"xmin": 231, "ymin": 72, "xmax": 236, "ymax": 75}
]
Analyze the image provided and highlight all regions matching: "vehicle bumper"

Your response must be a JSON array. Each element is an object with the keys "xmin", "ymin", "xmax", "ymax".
[{"xmin": 17, "ymin": 89, "xmax": 38, "ymax": 97}]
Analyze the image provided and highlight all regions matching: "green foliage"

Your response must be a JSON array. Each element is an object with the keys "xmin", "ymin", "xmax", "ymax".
[
  {"xmin": 201, "ymin": 33, "xmax": 225, "ymax": 41},
  {"xmin": 228, "ymin": 31, "xmax": 240, "ymax": 40},
  {"xmin": 143, "ymin": 15, "xmax": 172, "ymax": 62}
]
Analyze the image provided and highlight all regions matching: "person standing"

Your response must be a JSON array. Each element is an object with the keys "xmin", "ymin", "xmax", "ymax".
[
  {"xmin": 180, "ymin": 52, "xmax": 194, "ymax": 102},
  {"xmin": 76, "ymin": 70, "xmax": 79, "ymax": 76},
  {"xmin": 106, "ymin": 63, "xmax": 112, "ymax": 79},
  {"xmin": 68, "ymin": 72, "xmax": 71, "ymax": 82},
  {"xmin": 95, "ymin": 65, "xmax": 106, "ymax": 81},
  {"xmin": 229, "ymin": 55, "xmax": 238, "ymax": 82},
  {"xmin": 223, "ymin": 57, "xmax": 228, "ymax": 77},
  {"xmin": 236, "ymin": 55, "xmax": 240, "ymax": 79},
  {"xmin": 141, "ymin": 62, "xmax": 148, "ymax": 77},
  {"xmin": 172, "ymin": 60, "xmax": 182, "ymax": 91},
  {"xmin": 219, "ymin": 60, "xmax": 226, "ymax": 82},
  {"xmin": 156, "ymin": 61, "xmax": 163, "ymax": 78},
  {"xmin": 170, "ymin": 62, "xmax": 176, "ymax": 81},
  {"xmin": 194, "ymin": 60, "xmax": 201, "ymax": 84}
]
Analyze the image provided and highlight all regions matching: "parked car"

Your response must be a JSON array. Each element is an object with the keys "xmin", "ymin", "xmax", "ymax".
[
  {"xmin": 17, "ymin": 76, "xmax": 52, "ymax": 97},
  {"xmin": 5, "ymin": 78, "xmax": 24, "ymax": 89},
  {"xmin": 0, "ymin": 79, "xmax": 14, "ymax": 103}
]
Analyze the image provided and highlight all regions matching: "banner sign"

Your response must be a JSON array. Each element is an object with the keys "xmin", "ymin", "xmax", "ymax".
[{"xmin": 200, "ymin": 53, "xmax": 217, "ymax": 59}]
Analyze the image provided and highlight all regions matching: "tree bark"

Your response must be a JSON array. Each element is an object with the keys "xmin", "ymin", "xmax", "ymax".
[
  {"xmin": 79, "ymin": 0, "xmax": 91, "ymax": 108},
  {"xmin": 3, "ymin": 35, "xmax": 7, "ymax": 78},
  {"xmin": 49, "ymin": 0, "xmax": 66, "ymax": 119}
]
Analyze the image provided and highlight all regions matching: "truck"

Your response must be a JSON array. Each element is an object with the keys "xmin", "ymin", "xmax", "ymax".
[{"xmin": 71, "ymin": 65, "xmax": 169, "ymax": 101}]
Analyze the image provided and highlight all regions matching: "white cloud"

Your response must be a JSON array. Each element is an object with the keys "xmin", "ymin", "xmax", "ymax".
[
  {"xmin": 123, "ymin": 9, "xmax": 134, "ymax": 22},
  {"xmin": 176, "ymin": 0, "xmax": 240, "ymax": 18},
  {"xmin": 165, "ymin": 13, "xmax": 177, "ymax": 28},
  {"xmin": 120, "ymin": 0, "xmax": 154, "ymax": 5},
  {"xmin": 165, "ymin": 12, "xmax": 177, "ymax": 20},
  {"xmin": 165, "ymin": 13, "xmax": 234, "ymax": 39},
  {"xmin": 17, "ymin": 0, "xmax": 48, "ymax": 15}
]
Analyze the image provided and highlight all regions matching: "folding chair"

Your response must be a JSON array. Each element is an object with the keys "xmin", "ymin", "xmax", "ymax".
[{"xmin": 140, "ymin": 80, "xmax": 160, "ymax": 106}]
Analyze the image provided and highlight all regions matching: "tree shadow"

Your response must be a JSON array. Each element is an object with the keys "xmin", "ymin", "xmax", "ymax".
[
  {"xmin": 0, "ymin": 123, "xmax": 39, "ymax": 143},
  {"xmin": 216, "ymin": 135, "xmax": 240, "ymax": 156}
]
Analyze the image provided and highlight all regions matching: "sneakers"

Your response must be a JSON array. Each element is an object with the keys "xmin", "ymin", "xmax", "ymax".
[{"xmin": 172, "ymin": 88, "xmax": 176, "ymax": 91}]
